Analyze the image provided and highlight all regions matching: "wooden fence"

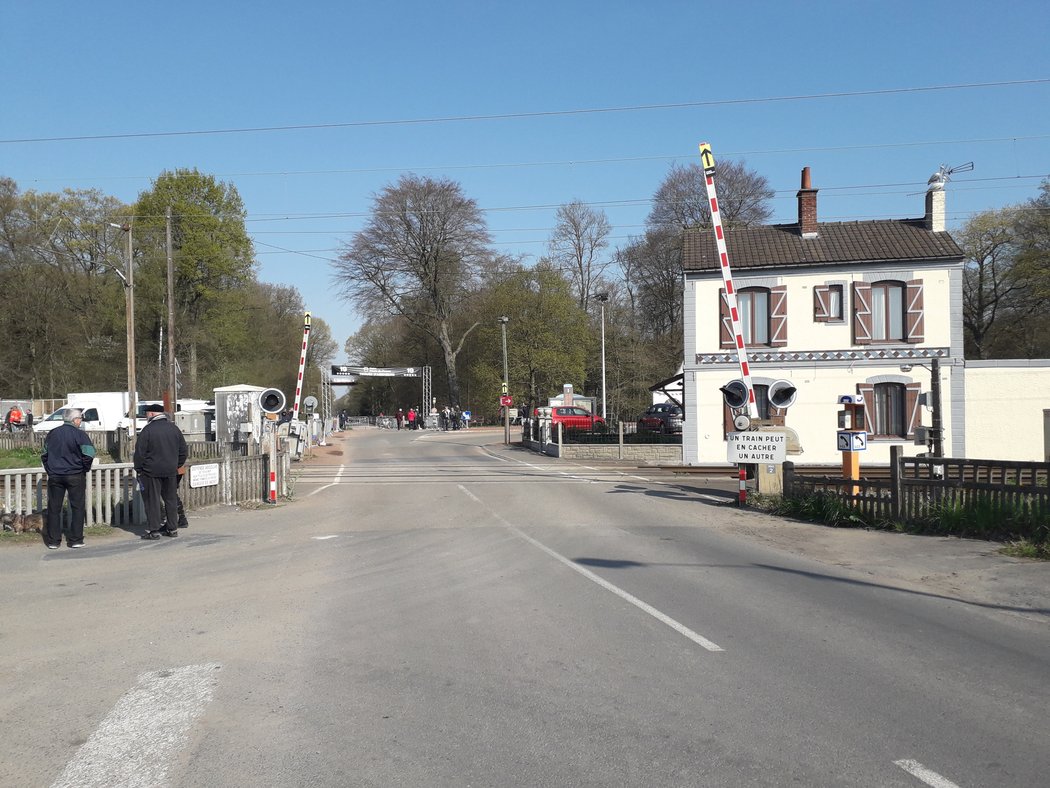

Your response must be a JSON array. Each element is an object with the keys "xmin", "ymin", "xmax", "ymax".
[
  {"xmin": 784, "ymin": 446, "xmax": 1050, "ymax": 526},
  {"xmin": 0, "ymin": 453, "xmax": 286, "ymax": 528}
]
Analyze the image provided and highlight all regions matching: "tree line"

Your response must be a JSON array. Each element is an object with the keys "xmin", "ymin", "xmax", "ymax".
[{"xmin": 0, "ymin": 169, "xmax": 336, "ymax": 406}]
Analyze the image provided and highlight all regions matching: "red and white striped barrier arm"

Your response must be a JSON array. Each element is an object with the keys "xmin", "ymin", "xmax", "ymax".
[{"xmin": 292, "ymin": 312, "xmax": 312, "ymax": 421}]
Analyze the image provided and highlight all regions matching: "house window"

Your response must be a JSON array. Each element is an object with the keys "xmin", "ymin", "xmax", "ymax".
[
  {"xmin": 827, "ymin": 285, "xmax": 843, "ymax": 320},
  {"xmin": 738, "ymin": 288, "xmax": 770, "ymax": 345},
  {"xmin": 873, "ymin": 383, "xmax": 906, "ymax": 438},
  {"xmin": 814, "ymin": 284, "xmax": 844, "ymax": 322},
  {"xmin": 871, "ymin": 281, "xmax": 905, "ymax": 342}
]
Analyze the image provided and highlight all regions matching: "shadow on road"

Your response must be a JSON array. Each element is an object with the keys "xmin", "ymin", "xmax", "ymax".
[{"xmin": 571, "ymin": 556, "xmax": 1050, "ymax": 617}]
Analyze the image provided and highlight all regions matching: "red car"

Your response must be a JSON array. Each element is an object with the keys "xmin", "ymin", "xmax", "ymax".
[{"xmin": 548, "ymin": 406, "xmax": 606, "ymax": 432}]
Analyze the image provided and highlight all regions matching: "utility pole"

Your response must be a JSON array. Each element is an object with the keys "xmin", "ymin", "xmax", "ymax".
[
  {"xmin": 498, "ymin": 316, "xmax": 510, "ymax": 445},
  {"xmin": 931, "ymin": 356, "xmax": 944, "ymax": 458},
  {"xmin": 166, "ymin": 207, "xmax": 177, "ymax": 411},
  {"xmin": 596, "ymin": 293, "xmax": 609, "ymax": 419},
  {"xmin": 109, "ymin": 222, "xmax": 137, "ymax": 440}
]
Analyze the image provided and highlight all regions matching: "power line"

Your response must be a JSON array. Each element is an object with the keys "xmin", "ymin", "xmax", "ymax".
[{"xmin": 3, "ymin": 79, "xmax": 1048, "ymax": 145}]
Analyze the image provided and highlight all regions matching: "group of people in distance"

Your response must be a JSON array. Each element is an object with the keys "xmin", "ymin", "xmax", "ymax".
[
  {"xmin": 385, "ymin": 406, "xmax": 467, "ymax": 431},
  {"xmin": 39, "ymin": 402, "xmax": 188, "ymax": 549}
]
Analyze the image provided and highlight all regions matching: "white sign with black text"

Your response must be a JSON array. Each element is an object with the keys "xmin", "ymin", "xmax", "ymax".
[
  {"xmin": 189, "ymin": 463, "xmax": 220, "ymax": 488},
  {"xmin": 727, "ymin": 431, "xmax": 787, "ymax": 463}
]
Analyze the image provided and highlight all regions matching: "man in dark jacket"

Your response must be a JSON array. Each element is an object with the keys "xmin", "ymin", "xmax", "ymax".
[
  {"xmin": 134, "ymin": 403, "xmax": 188, "ymax": 539},
  {"xmin": 41, "ymin": 408, "xmax": 96, "ymax": 549}
]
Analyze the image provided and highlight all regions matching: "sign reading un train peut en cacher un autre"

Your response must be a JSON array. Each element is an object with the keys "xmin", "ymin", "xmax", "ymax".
[{"xmin": 727, "ymin": 431, "xmax": 787, "ymax": 463}]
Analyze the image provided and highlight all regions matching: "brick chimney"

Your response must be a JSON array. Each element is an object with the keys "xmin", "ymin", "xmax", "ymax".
[
  {"xmin": 924, "ymin": 187, "xmax": 945, "ymax": 232},
  {"xmin": 797, "ymin": 166, "xmax": 818, "ymax": 238}
]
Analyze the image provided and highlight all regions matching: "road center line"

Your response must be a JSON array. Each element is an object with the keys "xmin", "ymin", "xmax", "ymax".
[
  {"xmin": 893, "ymin": 759, "xmax": 962, "ymax": 788},
  {"xmin": 51, "ymin": 662, "xmax": 221, "ymax": 788},
  {"xmin": 457, "ymin": 485, "xmax": 724, "ymax": 652}
]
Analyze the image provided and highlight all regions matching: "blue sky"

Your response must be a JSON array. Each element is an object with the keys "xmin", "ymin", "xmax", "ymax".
[{"xmin": 4, "ymin": 1, "xmax": 1049, "ymax": 362}]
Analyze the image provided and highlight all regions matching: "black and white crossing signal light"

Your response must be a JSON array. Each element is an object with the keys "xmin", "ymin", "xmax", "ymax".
[
  {"xmin": 767, "ymin": 379, "xmax": 798, "ymax": 410},
  {"xmin": 720, "ymin": 380, "xmax": 750, "ymax": 410},
  {"xmin": 258, "ymin": 388, "xmax": 286, "ymax": 414}
]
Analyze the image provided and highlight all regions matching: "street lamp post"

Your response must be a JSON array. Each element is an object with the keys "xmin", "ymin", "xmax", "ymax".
[
  {"xmin": 498, "ymin": 316, "xmax": 509, "ymax": 445},
  {"xmin": 109, "ymin": 222, "xmax": 136, "ymax": 440},
  {"xmin": 596, "ymin": 293, "xmax": 609, "ymax": 420}
]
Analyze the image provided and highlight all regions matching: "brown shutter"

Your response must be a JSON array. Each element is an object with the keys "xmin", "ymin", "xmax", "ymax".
[
  {"xmin": 852, "ymin": 282, "xmax": 872, "ymax": 345},
  {"xmin": 857, "ymin": 384, "xmax": 875, "ymax": 433},
  {"xmin": 723, "ymin": 401, "xmax": 735, "ymax": 439},
  {"xmin": 719, "ymin": 289, "xmax": 733, "ymax": 348},
  {"xmin": 905, "ymin": 382, "xmax": 922, "ymax": 437},
  {"xmin": 770, "ymin": 286, "xmax": 788, "ymax": 347},
  {"xmin": 813, "ymin": 285, "xmax": 830, "ymax": 322},
  {"xmin": 905, "ymin": 280, "xmax": 925, "ymax": 343}
]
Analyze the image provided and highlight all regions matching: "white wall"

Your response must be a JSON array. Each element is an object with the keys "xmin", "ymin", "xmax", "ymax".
[{"xmin": 964, "ymin": 361, "xmax": 1050, "ymax": 462}]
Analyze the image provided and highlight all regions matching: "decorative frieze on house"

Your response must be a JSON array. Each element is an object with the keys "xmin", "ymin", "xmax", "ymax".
[{"xmin": 696, "ymin": 347, "xmax": 950, "ymax": 365}]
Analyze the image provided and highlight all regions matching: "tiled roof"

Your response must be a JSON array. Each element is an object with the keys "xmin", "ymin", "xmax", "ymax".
[{"xmin": 683, "ymin": 219, "xmax": 964, "ymax": 272}]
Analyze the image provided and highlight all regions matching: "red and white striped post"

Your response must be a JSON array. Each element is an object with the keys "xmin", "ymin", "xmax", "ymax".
[
  {"xmin": 269, "ymin": 420, "xmax": 278, "ymax": 504},
  {"xmin": 701, "ymin": 142, "xmax": 758, "ymax": 505},
  {"xmin": 292, "ymin": 312, "xmax": 312, "ymax": 421}
]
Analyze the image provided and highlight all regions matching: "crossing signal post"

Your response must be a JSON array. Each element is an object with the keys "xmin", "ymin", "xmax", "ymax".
[{"xmin": 703, "ymin": 142, "xmax": 761, "ymax": 504}]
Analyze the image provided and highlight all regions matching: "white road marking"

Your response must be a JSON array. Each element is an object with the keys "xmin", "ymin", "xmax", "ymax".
[
  {"xmin": 311, "ymin": 535, "xmax": 339, "ymax": 540},
  {"xmin": 306, "ymin": 464, "xmax": 345, "ymax": 496},
  {"xmin": 893, "ymin": 759, "xmax": 962, "ymax": 788},
  {"xmin": 457, "ymin": 485, "xmax": 724, "ymax": 652},
  {"xmin": 51, "ymin": 662, "xmax": 221, "ymax": 788}
]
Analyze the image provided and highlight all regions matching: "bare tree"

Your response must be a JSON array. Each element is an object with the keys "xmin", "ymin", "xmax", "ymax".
[
  {"xmin": 646, "ymin": 160, "xmax": 774, "ymax": 230},
  {"xmin": 548, "ymin": 200, "xmax": 612, "ymax": 311},
  {"xmin": 617, "ymin": 228, "xmax": 683, "ymax": 340},
  {"xmin": 332, "ymin": 175, "xmax": 491, "ymax": 406},
  {"xmin": 961, "ymin": 208, "xmax": 1022, "ymax": 358}
]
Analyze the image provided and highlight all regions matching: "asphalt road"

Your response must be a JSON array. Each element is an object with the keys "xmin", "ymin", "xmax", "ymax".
[{"xmin": 2, "ymin": 427, "xmax": 1048, "ymax": 787}]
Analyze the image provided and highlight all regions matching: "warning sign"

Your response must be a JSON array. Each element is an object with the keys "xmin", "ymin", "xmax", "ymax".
[
  {"xmin": 727, "ymin": 431, "xmax": 787, "ymax": 463},
  {"xmin": 699, "ymin": 142, "xmax": 715, "ymax": 174}
]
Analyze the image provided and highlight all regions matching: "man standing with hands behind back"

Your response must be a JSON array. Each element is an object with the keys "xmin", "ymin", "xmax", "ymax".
[{"xmin": 135, "ymin": 403, "xmax": 187, "ymax": 540}]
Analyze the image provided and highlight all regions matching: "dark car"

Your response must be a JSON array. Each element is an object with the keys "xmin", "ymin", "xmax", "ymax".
[{"xmin": 637, "ymin": 403, "xmax": 683, "ymax": 434}]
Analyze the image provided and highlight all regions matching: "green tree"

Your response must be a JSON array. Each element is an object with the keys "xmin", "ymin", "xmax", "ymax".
[
  {"xmin": 134, "ymin": 169, "xmax": 256, "ymax": 396},
  {"xmin": 471, "ymin": 263, "xmax": 588, "ymax": 421}
]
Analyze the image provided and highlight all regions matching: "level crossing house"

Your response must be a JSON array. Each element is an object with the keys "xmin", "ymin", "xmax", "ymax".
[{"xmin": 680, "ymin": 167, "xmax": 968, "ymax": 465}]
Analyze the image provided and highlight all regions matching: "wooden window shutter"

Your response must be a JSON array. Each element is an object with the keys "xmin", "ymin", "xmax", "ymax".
[
  {"xmin": 857, "ymin": 384, "xmax": 875, "ymax": 433},
  {"xmin": 813, "ymin": 285, "xmax": 831, "ymax": 322},
  {"xmin": 719, "ymin": 289, "xmax": 733, "ymax": 348},
  {"xmin": 723, "ymin": 401, "xmax": 735, "ymax": 439},
  {"xmin": 905, "ymin": 382, "xmax": 922, "ymax": 437},
  {"xmin": 852, "ymin": 282, "xmax": 872, "ymax": 345},
  {"xmin": 905, "ymin": 280, "xmax": 925, "ymax": 343},
  {"xmin": 770, "ymin": 286, "xmax": 788, "ymax": 347}
]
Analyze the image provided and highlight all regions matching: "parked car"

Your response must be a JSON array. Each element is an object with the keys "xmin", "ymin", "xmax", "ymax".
[
  {"xmin": 545, "ymin": 406, "xmax": 607, "ymax": 432},
  {"xmin": 637, "ymin": 403, "xmax": 683, "ymax": 434}
]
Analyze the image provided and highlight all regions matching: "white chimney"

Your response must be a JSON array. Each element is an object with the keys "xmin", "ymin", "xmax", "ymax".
[{"xmin": 924, "ymin": 188, "xmax": 945, "ymax": 233}]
